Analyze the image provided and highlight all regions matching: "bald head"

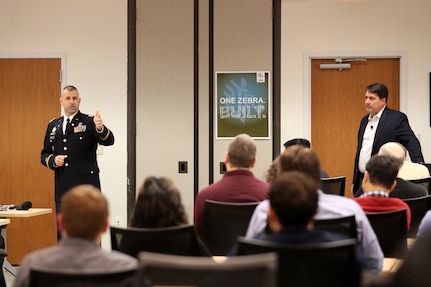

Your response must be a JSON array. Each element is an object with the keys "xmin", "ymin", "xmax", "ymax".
[
  {"xmin": 378, "ymin": 142, "xmax": 406, "ymax": 160},
  {"xmin": 378, "ymin": 142, "xmax": 406, "ymax": 169}
]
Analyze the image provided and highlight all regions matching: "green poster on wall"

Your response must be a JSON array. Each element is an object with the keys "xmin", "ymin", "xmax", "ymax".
[{"xmin": 215, "ymin": 71, "xmax": 270, "ymax": 139}]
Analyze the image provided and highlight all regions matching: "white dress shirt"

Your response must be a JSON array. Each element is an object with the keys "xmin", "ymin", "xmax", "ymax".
[
  {"xmin": 358, "ymin": 107, "xmax": 384, "ymax": 172},
  {"xmin": 62, "ymin": 113, "xmax": 77, "ymax": 134}
]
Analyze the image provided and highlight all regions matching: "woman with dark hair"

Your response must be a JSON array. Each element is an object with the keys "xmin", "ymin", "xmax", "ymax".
[{"xmin": 129, "ymin": 176, "xmax": 188, "ymax": 228}]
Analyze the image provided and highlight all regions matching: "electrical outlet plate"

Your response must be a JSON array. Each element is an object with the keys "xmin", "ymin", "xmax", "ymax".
[
  {"xmin": 178, "ymin": 161, "xmax": 188, "ymax": 173},
  {"xmin": 114, "ymin": 216, "xmax": 122, "ymax": 227}
]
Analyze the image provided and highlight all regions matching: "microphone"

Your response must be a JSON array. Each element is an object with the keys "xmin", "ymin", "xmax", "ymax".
[{"xmin": 9, "ymin": 201, "xmax": 32, "ymax": 210}]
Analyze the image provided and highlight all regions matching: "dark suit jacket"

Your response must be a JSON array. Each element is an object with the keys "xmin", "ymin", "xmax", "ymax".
[
  {"xmin": 41, "ymin": 111, "xmax": 114, "ymax": 201},
  {"xmin": 354, "ymin": 177, "xmax": 427, "ymax": 199},
  {"xmin": 353, "ymin": 107, "xmax": 424, "ymax": 192}
]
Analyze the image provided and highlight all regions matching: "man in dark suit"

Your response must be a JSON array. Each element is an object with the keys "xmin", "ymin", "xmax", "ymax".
[
  {"xmin": 41, "ymin": 85, "xmax": 114, "ymax": 238},
  {"xmin": 352, "ymin": 83, "xmax": 423, "ymax": 194}
]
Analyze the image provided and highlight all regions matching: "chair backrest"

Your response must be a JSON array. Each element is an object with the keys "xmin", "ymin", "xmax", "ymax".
[
  {"xmin": 138, "ymin": 251, "xmax": 277, "ymax": 287},
  {"xmin": 237, "ymin": 236, "xmax": 360, "ymax": 287},
  {"xmin": 0, "ymin": 247, "xmax": 6, "ymax": 287},
  {"xmin": 314, "ymin": 215, "xmax": 357, "ymax": 239},
  {"xmin": 201, "ymin": 200, "xmax": 259, "ymax": 255},
  {"xmin": 365, "ymin": 209, "xmax": 408, "ymax": 258},
  {"xmin": 29, "ymin": 267, "xmax": 144, "ymax": 287},
  {"xmin": 421, "ymin": 163, "xmax": 431, "ymax": 175},
  {"xmin": 402, "ymin": 195, "xmax": 431, "ymax": 238},
  {"xmin": 408, "ymin": 177, "xmax": 431, "ymax": 195},
  {"xmin": 110, "ymin": 224, "xmax": 210, "ymax": 258},
  {"xmin": 321, "ymin": 176, "xmax": 346, "ymax": 196}
]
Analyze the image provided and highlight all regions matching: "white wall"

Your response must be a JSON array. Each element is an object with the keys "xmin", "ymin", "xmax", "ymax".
[
  {"xmin": 1, "ymin": 0, "xmax": 430, "ymax": 249},
  {"xmin": 281, "ymin": 0, "xmax": 431, "ymax": 162},
  {"xmin": 0, "ymin": 0, "xmax": 128, "ymax": 248}
]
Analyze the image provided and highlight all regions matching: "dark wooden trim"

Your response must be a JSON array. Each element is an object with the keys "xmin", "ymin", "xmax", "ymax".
[
  {"xmin": 194, "ymin": 0, "xmax": 200, "ymax": 200},
  {"xmin": 209, "ymin": 0, "xmax": 215, "ymax": 184},
  {"xmin": 127, "ymin": 0, "xmax": 137, "ymax": 220},
  {"xmin": 273, "ymin": 0, "xmax": 281, "ymax": 158}
]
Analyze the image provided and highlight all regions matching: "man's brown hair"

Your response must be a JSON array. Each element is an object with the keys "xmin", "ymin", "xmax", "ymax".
[{"xmin": 278, "ymin": 145, "xmax": 322, "ymax": 188}]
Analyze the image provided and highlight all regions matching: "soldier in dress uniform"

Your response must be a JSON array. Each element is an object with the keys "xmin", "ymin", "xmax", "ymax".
[{"xmin": 41, "ymin": 85, "xmax": 114, "ymax": 239}]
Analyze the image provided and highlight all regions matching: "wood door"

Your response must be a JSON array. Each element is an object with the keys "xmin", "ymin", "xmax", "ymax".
[
  {"xmin": 311, "ymin": 58, "xmax": 400, "ymax": 197},
  {"xmin": 0, "ymin": 58, "xmax": 60, "ymax": 263}
]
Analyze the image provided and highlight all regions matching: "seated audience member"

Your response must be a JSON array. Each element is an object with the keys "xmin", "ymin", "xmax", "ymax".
[
  {"xmin": 387, "ymin": 223, "xmax": 431, "ymax": 287},
  {"xmin": 353, "ymin": 154, "xmax": 411, "ymax": 229},
  {"xmin": 264, "ymin": 156, "xmax": 280, "ymax": 184},
  {"xmin": 259, "ymin": 171, "xmax": 348, "ymax": 243},
  {"xmin": 355, "ymin": 142, "xmax": 427, "ymax": 198},
  {"xmin": 392, "ymin": 143, "xmax": 430, "ymax": 181},
  {"xmin": 194, "ymin": 133, "xmax": 269, "ymax": 235},
  {"xmin": 129, "ymin": 176, "xmax": 188, "ymax": 228},
  {"xmin": 246, "ymin": 145, "xmax": 383, "ymax": 271},
  {"xmin": 283, "ymin": 138, "xmax": 329, "ymax": 178},
  {"xmin": 283, "ymin": 138, "xmax": 311, "ymax": 149},
  {"xmin": 251, "ymin": 171, "xmax": 369, "ymax": 271},
  {"xmin": 13, "ymin": 185, "xmax": 141, "ymax": 287},
  {"xmin": 416, "ymin": 210, "xmax": 431, "ymax": 239}
]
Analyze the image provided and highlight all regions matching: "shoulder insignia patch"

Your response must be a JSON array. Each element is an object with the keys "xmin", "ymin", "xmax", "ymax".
[{"xmin": 88, "ymin": 114, "xmax": 94, "ymax": 117}]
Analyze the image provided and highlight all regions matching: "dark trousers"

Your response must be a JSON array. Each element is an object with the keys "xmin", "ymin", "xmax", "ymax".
[
  {"xmin": 56, "ymin": 201, "xmax": 62, "ymax": 241},
  {"xmin": 353, "ymin": 172, "xmax": 364, "ymax": 197}
]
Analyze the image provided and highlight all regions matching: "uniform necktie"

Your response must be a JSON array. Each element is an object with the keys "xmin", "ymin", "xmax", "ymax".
[{"xmin": 65, "ymin": 118, "xmax": 73, "ymax": 135}]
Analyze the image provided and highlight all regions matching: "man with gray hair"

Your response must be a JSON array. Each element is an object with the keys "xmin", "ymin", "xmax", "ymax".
[
  {"xmin": 379, "ymin": 142, "xmax": 429, "ymax": 181},
  {"xmin": 194, "ymin": 133, "xmax": 269, "ymax": 235}
]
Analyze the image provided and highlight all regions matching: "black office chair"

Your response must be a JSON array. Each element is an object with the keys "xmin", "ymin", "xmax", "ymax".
[
  {"xmin": 110, "ymin": 224, "xmax": 210, "ymax": 258},
  {"xmin": 29, "ymin": 267, "xmax": 147, "ymax": 287},
  {"xmin": 365, "ymin": 209, "xmax": 408, "ymax": 258},
  {"xmin": 408, "ymin": 177, "xmax": 431, "ymax": 195},
  {"xmin": 402, "ymin": 195, "xmax": 431, "ymax": 238},
  {"xmin": 237, "ymin": 236, "xmax": 360, "ymax": 287},
  {"xmin": 321, "ymin": 176, "xmax": 346, "ymax": 196},
  {"xmin": 0, "ymin": 229, "xmax": 7, "ymax": 287},
  {"xmin": 0, "ymin": 248, "xmax": 7, "ymax": 287},
  {"xmin": 201, "ymin": 200, "xmax": 259, "ymax": 255},
  {"xmin": 420, "ymin": 163, "xmax": 431, "ymax": 175},
  {"xmin": 314, "ymin": 215, "xmax": 357, "ymax": 239},
  {"xmin": 138, "ymin": 251, "xmax": 277, "ymax": 287}
]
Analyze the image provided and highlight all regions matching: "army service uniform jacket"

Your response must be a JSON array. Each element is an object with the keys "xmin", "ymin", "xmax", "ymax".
[{"xmin": 41, "ymin": 111, "xmax": 114, "ymax": 202}]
